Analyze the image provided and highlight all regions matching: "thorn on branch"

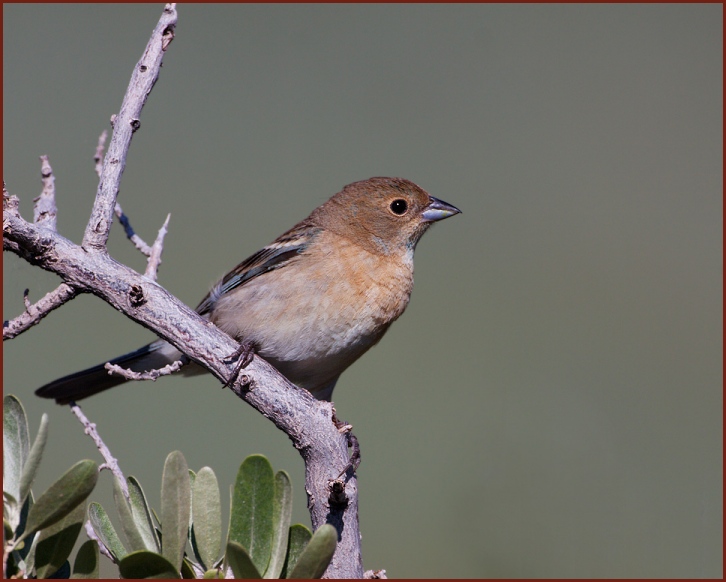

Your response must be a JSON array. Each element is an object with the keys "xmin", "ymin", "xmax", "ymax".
[
  {"xmin": 115, "ymin": 203, "xmax": 152, "ymax": 256},
  {"xmin": 104, "ymin": 358, "xmax": 185, "ymax": 381},
  {"xmin": 33, "ymin": 155, "xmax": 58, "ymax": 230},
  {"xmin": 144, "ymin": 213, "xmax": 171, "ymax": 280}
]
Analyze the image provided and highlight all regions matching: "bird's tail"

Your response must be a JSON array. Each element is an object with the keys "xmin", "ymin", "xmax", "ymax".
[{"xmin": 35, "ymin": 341, "xmax": 183, "ymax": 404}]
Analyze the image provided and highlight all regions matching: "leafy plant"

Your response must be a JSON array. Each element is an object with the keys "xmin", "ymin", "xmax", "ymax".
[
  {"xmin": 91, "ymin": 453, "xmax": 337, "ymax": 579},
  {"xmin": 3, "ymin": 395, "xmax": 99, "ymax": 578},
  {"xmin": 3, "ymin": 394, "xmax": 335, "ymax": 578}
]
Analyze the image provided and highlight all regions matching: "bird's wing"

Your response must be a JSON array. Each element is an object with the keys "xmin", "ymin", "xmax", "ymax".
[{"xmin": 195, "ymin": 221, "xmax": 320, "ymax": 316}]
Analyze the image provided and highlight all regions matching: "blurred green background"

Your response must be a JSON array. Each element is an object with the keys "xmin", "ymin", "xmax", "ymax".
[{"xmin": 3, "ymin": 4, "xmax": 722, "ymax": 578}]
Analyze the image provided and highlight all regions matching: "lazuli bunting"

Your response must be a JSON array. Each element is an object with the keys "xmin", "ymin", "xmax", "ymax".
[{"xmin": 36, "ymin": 177, "xmax": 460, "ymax": 404}]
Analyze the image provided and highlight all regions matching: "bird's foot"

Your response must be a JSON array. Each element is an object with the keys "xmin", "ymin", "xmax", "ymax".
[
  {"xmin": 333, "ymin": 413, "xmax": 361, "ymax": 478},
  {"xmin": 224, "ymin": 340, "xmax": 256, "ymax": 388}
]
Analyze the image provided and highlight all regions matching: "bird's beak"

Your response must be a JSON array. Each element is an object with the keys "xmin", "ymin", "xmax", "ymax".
[{"xmin": 422, "ymin": 196, "xmax": 462, "ymax": 222}]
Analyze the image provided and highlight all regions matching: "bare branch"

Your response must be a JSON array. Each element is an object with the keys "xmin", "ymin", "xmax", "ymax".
[
  {"xmin": 94, "ymin": 130, "xmax": 108, "ymax": 178},
  {"xmin": 97, "ymin": 129, "xmax": 158, "ymax": 258},
  {"xmin": 105, "ymin": 357, "xmax": 184, "ymax": 381},
  {"xmin": 34, "ymin": 155, "xmax": 57, "ymax": 230},
  {"xmin": 82, "ymin": 3, "xmax": 177, "ymax": 251},
  {"xmin": 144, "ymin": 213, "xmax": 170, "ymax": 280},
  {"xmin": 114, "ymin": 203, "xmax": 153, "ymax": 256},
  {"xmin": 70, "ymin": 403, "xmax": 128, "ymax": 499},
  {"xmin": 3, "ymin": 183, "xmax": 20, "ymax": 253},
  {"xmin": 3, "ymin": 283, "xmax": 78, "ymax": 340}
]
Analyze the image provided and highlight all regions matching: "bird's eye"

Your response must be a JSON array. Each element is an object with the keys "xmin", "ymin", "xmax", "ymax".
[{"xmin": 389, "ymin": 199, "xmax": 408, "ymax": 215}]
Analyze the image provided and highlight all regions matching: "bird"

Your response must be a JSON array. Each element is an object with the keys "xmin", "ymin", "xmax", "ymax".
[{"xmin": 35, "ymin": 177, "xmax": 461, "ymax": 405}]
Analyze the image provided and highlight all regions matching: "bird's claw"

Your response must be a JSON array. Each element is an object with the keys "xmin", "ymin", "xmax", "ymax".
[
  {"xmin": 224, "ymin": 340, "xmax": 255, "ymax": 388},
  {"xmin": 332, "ymin": 413, "xmax": 361, "ymax": 478}
]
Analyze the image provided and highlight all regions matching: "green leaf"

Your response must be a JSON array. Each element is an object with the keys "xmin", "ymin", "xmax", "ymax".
[
  {"xmin": 280, "ymin": 524, "xmax": 312, "ymax": 578},
  {"xmin": 71, "ymin": 539, "xmax": 100, "ymax": 578},
  {"xmin": 118, "ymin": 549, "xmax": 180, "ymax": 579},
  {"xmin": 3, "ymin": 395, "xmax": 30, "ymax": 504},
  {"xmin": 22, "ymin": 460, "xmax": 97, "ymax": 539},
  {"xmin": 160, "ymin": 451, "xmax": 191, "ymax": 572},
  {"xmin": 181, "ymin": 557, "xmax": 197, "ymax": 579},
  {"xmin": 16, "ymin": 492, "xmax": 34, "ymax": 562},
  {"xmin": 34, "ymin": 500, "xmax": 85, "ymax": 578},
  {"xmin": 192, "ymin": 467, "xmax": 221, "ymax": 569},
  {"xmin": 264, "ymin": 471, "xmax": 292, "ymax": 578},
  {"xmin": 187, "ymin": 470, "xmax": 196, "ymax": 533},
  {"xmin": 128, "ymin": 476, "xmax": 160, "ymax": 552},
  {"xmin": 225, "ymin": 540, "xmax": 262, "ymax": 579},
  {"xmin": 88, "ymin": 501, "xmax": 127, "ymax": 561},
  {"xmin": 229, "ymin": 455, "xmax": 274, "ymax": 575},
  {"xmin": 19, "ymin": 412, "xmax": 49, "ymax": 505},
  {"xmin": 4, "ymin": 491, "xmax": 18, "ymax": 526},
  {"xmin": 49, "ymin": 560, "xmax": 71, "ymax": 578},
  {"xmin": 151, "ymin": 507, "xmax": 161, "ymax": 529},
  {"xmin": 187, "ymin": 469, "xmax": 197, "ymax": 544},
  {"xmin": 4, "ymin": 518, "xmax": 13, "ymax": 541},
  {"xmin": 202, "ymin": 568, "xmax": 225, "ymax": 578},
  {"xmin": 288, "ymin": 524, "xmax": 337, "ymax": 579},
  {"xmin": 114, "ymin": 477, "xmax": 146, "ymax": 553}
]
